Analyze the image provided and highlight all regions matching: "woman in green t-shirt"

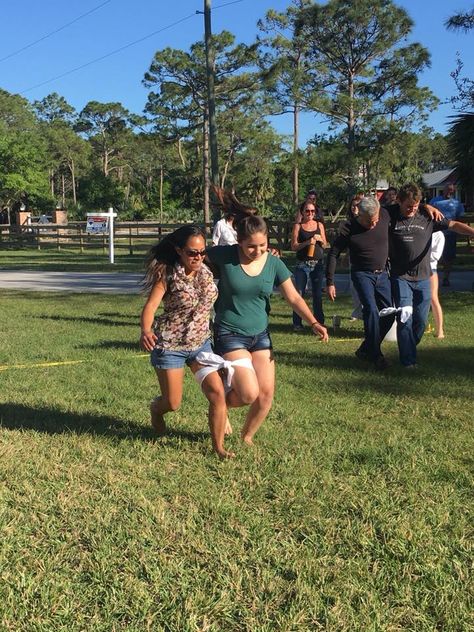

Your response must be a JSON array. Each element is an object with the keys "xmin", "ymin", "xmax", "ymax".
[{"xmin": 207, "ymin": 215, "xmax": 329, "ymax": 446}]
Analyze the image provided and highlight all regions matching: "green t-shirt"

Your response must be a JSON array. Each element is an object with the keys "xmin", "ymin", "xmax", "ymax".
[{"xmin": 207, "ymin": 245, "xmax": 292, "ymax": 335}]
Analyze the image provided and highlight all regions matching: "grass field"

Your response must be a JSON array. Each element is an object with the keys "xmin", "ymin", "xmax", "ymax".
[
  {"xmin": 1, "ymin": 243, "xmax": 473, "ymax": 274},
  {"xmin": 0, "ymin": 290, "xmax": 473, "ymax": 631}
]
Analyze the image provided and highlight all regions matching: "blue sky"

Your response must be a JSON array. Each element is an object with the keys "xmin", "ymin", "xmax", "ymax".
[{"xmin": 2, "ymin": 0, "xmax": 473, "ymax": 144}]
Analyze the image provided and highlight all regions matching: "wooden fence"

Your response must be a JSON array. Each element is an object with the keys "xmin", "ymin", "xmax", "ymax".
[
  {"xmin": 0, "ymin": 216, "xmax": 472, "ymax": 254},
  {"xmin": 0, "ymin": 220, "xmax": 299, "ymax": 253}
]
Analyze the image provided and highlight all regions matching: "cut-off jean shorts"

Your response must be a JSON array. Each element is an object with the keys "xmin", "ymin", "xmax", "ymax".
[
  {"xmin": 213, "ymin": 325, "xmax": 272, "ymax": 355},
  {"xmin": 150, "ymin": 338, "xmax": 213, "ymax": 370}
]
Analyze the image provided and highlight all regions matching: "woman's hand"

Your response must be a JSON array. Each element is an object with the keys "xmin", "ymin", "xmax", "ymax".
[
  {"xmin": 140, "ymin": 330, "xmax": 158, "ymax": 352},
  {"xmin": 311, "ymin": 321, "xmax": 329, "ymax": 342}
]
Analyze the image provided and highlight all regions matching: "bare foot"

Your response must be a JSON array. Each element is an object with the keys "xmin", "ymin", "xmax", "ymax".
[
  {"xmin": 241, "ymin": 434, "xmax": 255, "ymax": 446},
  {"xmin": 216, "ymin": 448, "xmax": 236, "ymax": 460},
  {"xmin": 435, "ymin": 333, "xmax": 445, "ymax": 339},
  {"xmin": 225, "ymin": 416, "xmax": 233, "ymax": 436},
  {"xmin": 150, "ymin": 398, "xmax": 166, "ymax": 435}
]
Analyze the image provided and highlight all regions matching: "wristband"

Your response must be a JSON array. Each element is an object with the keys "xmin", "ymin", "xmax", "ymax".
[{"xmin": 310, "ymin": 321, "xmax": 319, "ymax": 328}]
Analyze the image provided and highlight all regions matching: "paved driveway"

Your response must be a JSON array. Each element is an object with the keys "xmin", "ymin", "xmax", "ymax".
[{"xmin": 0, "ymin": 269, "xmax": 472, "ymax": 294}]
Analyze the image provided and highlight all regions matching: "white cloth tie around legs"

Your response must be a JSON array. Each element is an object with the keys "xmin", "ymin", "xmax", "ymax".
[
  {"xmin": 194, "ymin": 351, "xmax": 255, "ymax": 392},
  {"xmin": 379, "ymin": 306, "xmax": 413, "ymax": 324}
]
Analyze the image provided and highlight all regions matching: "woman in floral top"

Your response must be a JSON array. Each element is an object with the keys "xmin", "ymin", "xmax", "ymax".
[{"xmin": 140, "ymin": 225, "xmax": 233, "ymax": 459}]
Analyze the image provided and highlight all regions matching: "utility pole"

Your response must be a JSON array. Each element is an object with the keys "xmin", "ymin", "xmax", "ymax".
[
  {"xmin": 197, "ymin": 0, "xmax": 220, "ymax": 226},
  {"xmin": 203, "ymin": 0, "xmax": 220, "ymax": 223}
]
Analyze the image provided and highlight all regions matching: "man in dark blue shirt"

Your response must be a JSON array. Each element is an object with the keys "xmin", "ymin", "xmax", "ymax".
[{"xmin": 429, "ymin": 183, "xmax": 465, "ymax": 287}]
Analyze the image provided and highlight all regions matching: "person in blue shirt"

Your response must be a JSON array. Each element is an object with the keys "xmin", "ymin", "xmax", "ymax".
[{"xmin": 429, "ymin": 184, "xmax": 465, "ymax": 286}]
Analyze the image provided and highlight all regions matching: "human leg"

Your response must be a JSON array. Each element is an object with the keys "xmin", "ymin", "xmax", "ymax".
[
  {"xmin": 151, "ymin": 368, "xmax": 184, "ymax": 434},
  {"xmin": 374, "ymin": 271, "xmax": 394, "ymax": 343},
  {"xmin": 292, "ymin": 263, "xmax": 309, "ymax": 328},
  {"xmin": 430, "ymin": 272, "xmax": 444, "ymax": 338},
  {"xmin": 240, "ymin": 349, "xmax": 275, "ymax": 445},
  {"xmin": 441, "ymin": 231, "xmax": 457, "ymax": 285},
  {"xmin": 391, "ymin": 277, "xmax": 417, "ymax": 367},
  {"xmin": 190, "ymin": 362, "xmax": 234, "ymax": 459},
  {"xmin": 351, "ymin": 271, "xmax": 382, "ymax": 361},
  {"xmin": 412, "ymin": 279, "xmax": 431, "ymax": 346},
  {"xmin": 309, "ymin": 261, "xmax": 325, "ymax": 324},
  {"xmin": 222, "ymin": 349, "xmax": 260, "ymax": 408}
]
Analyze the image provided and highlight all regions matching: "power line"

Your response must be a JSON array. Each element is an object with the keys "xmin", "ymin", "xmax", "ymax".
[
  {"xmin": 0, "ymin": 0, "xmax": 113, "ymax": 64},
  {"xmin": 214, "ymin": 0, "xmax": 244, "ymax": 9},
  {"xmin": 18, "ymin": 1, "xmax": 246, "ymax": 96},
  {"xmin": 19, "ymin": 13, "xmax": 197, "ymax": 95}
]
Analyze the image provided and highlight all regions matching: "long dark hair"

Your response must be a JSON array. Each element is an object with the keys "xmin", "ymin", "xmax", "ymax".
[{"xmin": 142, "ymin": 225, "xmax": 205, "ymax": 293}]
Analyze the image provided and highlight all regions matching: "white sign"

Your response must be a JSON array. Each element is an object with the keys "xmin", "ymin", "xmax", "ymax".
[
  {"xmin": 86, "ymin": 209, "xmax": 117, "ymax": 263},
  {"xmin": 86, "ymin": 214, "xmax": 110, "ymax": 234}
]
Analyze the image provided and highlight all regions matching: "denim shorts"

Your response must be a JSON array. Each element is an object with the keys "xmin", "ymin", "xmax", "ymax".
[
  {"xmin": 213, "ymin": 325, "xmax": 272, "ymax": 355},
  {"xmin": 150, "ymin": 338, "xmax": 212, "ymax": 369}
]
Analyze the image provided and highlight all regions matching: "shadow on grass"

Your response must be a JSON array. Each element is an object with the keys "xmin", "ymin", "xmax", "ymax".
[
  {"xmin": 271, "ymin": 323, "xmax": 361, "ymax": 339},
  {"xmin": 81, "ymin": 340, "xmax": 139, "ymax": 351},
  {"xmin": 0, "ymin": 403, "xmax": 208, "ymax": 445},
  {"xmin": 276, "ymin": 344, "xmax": 474, "ymax": 398},
  {"xmin": 32, "ymin": 314, "xmax": 135, "ymax": 327}
]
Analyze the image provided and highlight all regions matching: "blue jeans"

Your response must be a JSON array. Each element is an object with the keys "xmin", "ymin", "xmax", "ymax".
[
  {"xmin": 351, "ymin": 270, "xmax": 394, "ymax": 360},
  {"xmin": 292, "ymin": 261, "xmax": 325, "ymax": 326},
  {"xmin": 151, "ymin": 338, "xmax": 212, "ymax": 369},
  {"xmin": 213, "ymin": 325, "xmax": 272, "ymax": 355},
  {"xmin": 391, "ymin": 277, "xmax": 431, "ymax": 366}
]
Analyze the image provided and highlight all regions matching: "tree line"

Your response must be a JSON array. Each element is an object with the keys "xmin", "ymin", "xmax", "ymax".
[{"xmin": 1, "ymin": 0, "xmax": 464, "ymax": 223}]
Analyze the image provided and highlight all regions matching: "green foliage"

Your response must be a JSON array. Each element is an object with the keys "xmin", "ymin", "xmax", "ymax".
[
  {"xmin": 448, "ymin": 112, "xmax": 474, "ymax": 201},
  {"xmin": 79, "ymin": 168, "xmax": 126, "ymax": 212},
  {"xmin": 445, "ymin": 8, "xmax": 474, "ymax": 32},
  {"xmin": 143, "ymin": 31, "xmax": 262, "ymax": 211},
  {"xmin": 0, "ymin": 90, "xmax": 52, "ymax": 208},
  {"xmin": 296, "ymin": 0, "xmax": 438, "ymax": 188},
  {"xmin": 33, "ymin": 92, "xmax": 77, "ymax": 125}
]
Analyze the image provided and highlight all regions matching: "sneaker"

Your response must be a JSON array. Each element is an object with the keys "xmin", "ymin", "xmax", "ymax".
[
  {"xmin": 293, "ymin": 325, "xmax": 304, "ymax": 332},
  {"xmin": 403, "ymin": 364, "xmax": 417, "ymax": 370}
]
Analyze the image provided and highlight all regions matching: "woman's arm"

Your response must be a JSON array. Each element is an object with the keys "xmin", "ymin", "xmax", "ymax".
[
  {"xmin": 447, "ymin": 220, "xmax": 474, "ymax": 236},
  {"xmin": 140, "ymin": 279, "xmax": 166, "ymax": 351},
  {"xmin": 279, "ymin": 278, "xmax": 329, "ymax": 341},
  {"xmin": 318, "ymin": 222, "xmax": 328, "ymax": 247},
  {"xmin": 211, "ymin": 222, "xmax": 221, "ymax": 246},
  {"xmin": 290, "ymin": 223, "xmax": 315, "ymax": 252}
]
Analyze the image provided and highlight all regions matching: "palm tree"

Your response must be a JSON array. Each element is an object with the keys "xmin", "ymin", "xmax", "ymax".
[{"xmin": 449, "ymin": 113, "xmax": 474, "ymax": 208}]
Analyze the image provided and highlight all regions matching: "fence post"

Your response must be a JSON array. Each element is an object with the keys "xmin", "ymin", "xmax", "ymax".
[
  {"xmin": 129, "ymin": 225, "xmax": 133, "ymax": 255},
  {"xmin": 57, "ymin": 226, "xmax": 61, "ymax": 251}
]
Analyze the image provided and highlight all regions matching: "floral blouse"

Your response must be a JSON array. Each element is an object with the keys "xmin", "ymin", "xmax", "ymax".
[{"xmin": 153, "ymin": 262, "xmax": 218, "ymax": 350}]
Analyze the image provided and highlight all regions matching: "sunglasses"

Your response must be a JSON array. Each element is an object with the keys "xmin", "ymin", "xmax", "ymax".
[{"xmin": 184, "ymin": 248, "xmax": 206, "ymax": 258}]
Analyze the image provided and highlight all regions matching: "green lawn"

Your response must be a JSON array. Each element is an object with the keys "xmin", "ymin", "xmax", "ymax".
[
  {"xmin": 0, "ymin": 246, "xmax": 146, "ymax": 273},
  {"xmin": 0, "ymin": 290, "xmax": 473, "ymax": 631}
]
